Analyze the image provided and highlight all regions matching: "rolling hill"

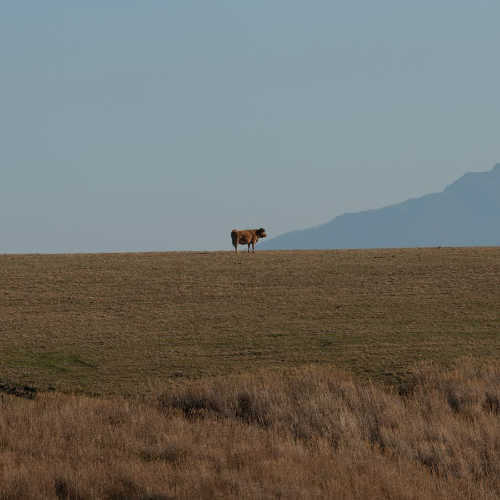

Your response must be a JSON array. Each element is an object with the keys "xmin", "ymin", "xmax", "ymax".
[{"xmin": 263, "ymin": 164, "xmax": 500, "ymax": 249}]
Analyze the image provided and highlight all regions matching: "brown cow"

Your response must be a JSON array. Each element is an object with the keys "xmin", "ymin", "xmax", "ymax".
[{"xmin": 231, "ymin": 228, "xmax": 267, "ymax": 253}]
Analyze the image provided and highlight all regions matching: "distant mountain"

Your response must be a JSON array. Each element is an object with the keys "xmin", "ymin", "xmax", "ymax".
[{"xmin": 262, "ymin": 164, "xmax": 500, "ymax": 250}]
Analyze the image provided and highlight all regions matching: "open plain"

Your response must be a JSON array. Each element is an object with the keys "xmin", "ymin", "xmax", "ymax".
[
  {"xmin": 1, "ymin": 247, "xmax": 498, "ymax": 394},
  {"xmin": 1, "ymin": 248, "xmax": 499, "ymax": 499}
]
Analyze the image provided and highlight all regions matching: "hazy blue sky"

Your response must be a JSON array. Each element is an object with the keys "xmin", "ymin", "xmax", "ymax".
[{"xmin": 2, "ymin": 1, "xmax": 499, "ymax": 252}]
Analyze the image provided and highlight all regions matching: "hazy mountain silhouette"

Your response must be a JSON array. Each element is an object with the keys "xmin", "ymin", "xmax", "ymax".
[{"xmin": 263, "ymin": 164, "xmax": 500, "ymax": 249}]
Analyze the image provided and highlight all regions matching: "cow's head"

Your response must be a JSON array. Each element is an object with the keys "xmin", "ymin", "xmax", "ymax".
[{"xmin": 256, "ymin": 228, "xmax": 267, "ymax": 238}]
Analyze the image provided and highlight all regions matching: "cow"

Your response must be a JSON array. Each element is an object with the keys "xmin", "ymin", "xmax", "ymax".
[{"xmin": 231, "ymin": 228, "xmax": 267, "ymax": 253}]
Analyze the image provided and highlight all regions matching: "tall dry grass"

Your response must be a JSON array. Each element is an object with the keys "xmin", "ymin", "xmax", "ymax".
[{"xmin": 1, "ymin": 358, "xmax": 499, "ymax": 499}]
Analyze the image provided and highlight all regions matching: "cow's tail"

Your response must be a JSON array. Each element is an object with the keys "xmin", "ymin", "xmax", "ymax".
[{"xmin": 231, "ymin": 229, "xmax": 238, "ymax": 249}]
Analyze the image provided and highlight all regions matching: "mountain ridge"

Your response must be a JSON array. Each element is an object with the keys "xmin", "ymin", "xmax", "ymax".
[{"xmin": 262, "ymin": 164, "xmax": 500, "ymax": 250}]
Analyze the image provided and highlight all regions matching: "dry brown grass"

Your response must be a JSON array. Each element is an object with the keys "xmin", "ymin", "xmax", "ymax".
[
  {"xmin": 1, "ymin": 248, "xmax": 499, "ymax": 394},
  {"xmin": 0, "ymin": 359, "xmax": 499, "ymax": 499},
  {"xmin": 1, "ymin": 248, "xmax": 498, "ymax": 497}
]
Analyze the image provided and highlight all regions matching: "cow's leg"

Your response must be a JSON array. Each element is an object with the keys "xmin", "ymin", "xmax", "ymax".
[
  {"xmin": 251, "ymin": 241, "xmax": 255, "ymax": 253},
  {"xmin": 247, "ymin": 243, "xmax": 251, "ymax": 253}
]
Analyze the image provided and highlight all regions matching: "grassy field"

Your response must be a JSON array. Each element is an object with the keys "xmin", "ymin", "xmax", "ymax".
[
  {"xmin": 1, "ymin": 247, "xmax": 499, "ymax": 499},
  {"xmin": 1, "ymin": 247, "xmax": 499, "ymax": 395},
  {"xmin": 1, "ymin": 360, "xmax": 499, "ymax": 499}
]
